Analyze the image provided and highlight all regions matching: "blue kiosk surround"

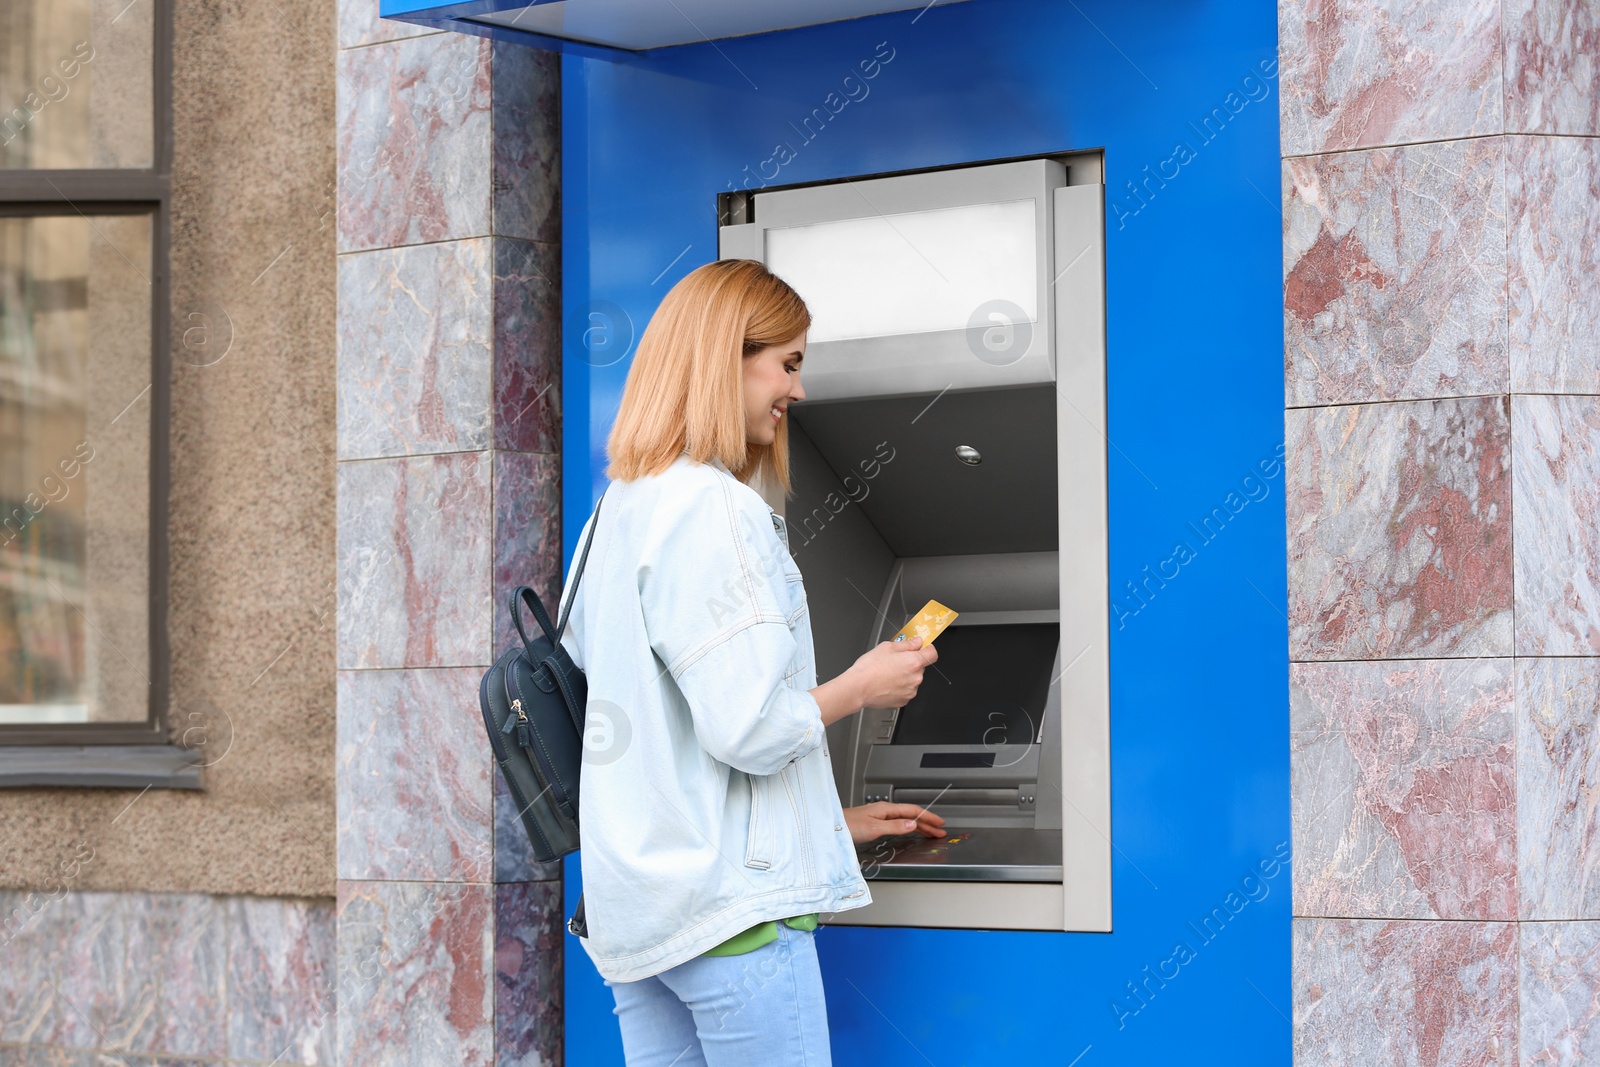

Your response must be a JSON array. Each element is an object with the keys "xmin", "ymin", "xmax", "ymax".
[{"xmin": 380, "ymin": 0, "xmax": 1289, "ymax": 1061}]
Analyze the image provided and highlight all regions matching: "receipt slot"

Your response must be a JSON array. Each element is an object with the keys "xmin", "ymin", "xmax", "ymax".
[{"xmin": 719, "ymin": 154, "xmax": 1110, "ymax": 932}]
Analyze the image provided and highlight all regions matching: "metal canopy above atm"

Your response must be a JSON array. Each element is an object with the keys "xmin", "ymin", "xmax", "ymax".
[{"xmin": 379, "ymin": 0, "xmax": 970, "ymax": 55}]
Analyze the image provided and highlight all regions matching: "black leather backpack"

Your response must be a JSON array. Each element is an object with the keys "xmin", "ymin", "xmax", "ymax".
[{"xmin": 478, "ymin": 492, "xmax": 604, "ymax": 937}]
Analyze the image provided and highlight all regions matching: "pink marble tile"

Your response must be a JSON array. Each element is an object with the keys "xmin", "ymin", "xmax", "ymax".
[
  {"xmin": 336, "ymin": 452, "xmax": 493, "ymax": 669},
  {"xmin": 1508, "ymin": 136, "xmax": 1600, "ymax": 394},
  {"xmin": 1518, "ymin": 658, "xmax": 1600, "ymax": 920},
  {"xmin": 1521, "ymin": 921, "xmax": 1600, "ymax": 1064},
  {"xmin": 492, "ymin": 239, "xmax": 561, "ymax": 456},
  {"xmin": 11, "ymin": 893, "xmax": 226, "ymax": 1059},
  {"xmin": 1287, "ymin": 396, "xmax": 1514, "ymax": 661},
  {"xmin": 337, "ymin": 668, "xmax": 493, "ymax": 883},
  {"xmin": 337, "ymin": 239, "xmax": 494, "ymax": 461},
  {"xmin": 1279, "ymin": 0, "xmax": 1505, "ymax": 155},
  {"xmin": 226, "ymin": 897, "xmax": 336, "ymax": 1066},
  {"xmin": 1512, "ymin": 396, "xmax": 1600, "ymax": 656},
  {"xmin": 1504, "ymin": 0, "xmax": 1600, "ymax": 135},
  {"xmin": 489, "ymin": 43, "xmax": 560, "ymax": 246},
  {"xmin": 335, "ymin": 881, "xmax": 493, "ymax": 1067},
  {"xmin": 337, "ymin": 32, "xmax": 491, "ymax": 254},
  {"xmin": 1284, "ymin": 139, "xmax": 1508, "ymax": 405},
  {"xmin": 493, "ymin": 882, "xmax": 561, "ymax": 1067},
  {"xmin": 492, "ymin": 451, "xmax": 561, "ymax": 657},
  {"xmin": 1292, "ymin": 659, "xmax": 1516, "ymax": 921},
  {"xmin": 1294, "ymin": 918, "xmax": 1517, "ymax": 1065}
]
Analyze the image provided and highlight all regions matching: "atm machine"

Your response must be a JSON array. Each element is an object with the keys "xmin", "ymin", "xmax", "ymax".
[{"xmin": 719, "ymin": 154, "xmax": 1110, "ymax": 932}]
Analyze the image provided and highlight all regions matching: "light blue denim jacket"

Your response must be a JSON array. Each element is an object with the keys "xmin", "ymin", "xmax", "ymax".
[{"xmin": 558, "ymin": 454, "xmax": 871, "ymax": 982}]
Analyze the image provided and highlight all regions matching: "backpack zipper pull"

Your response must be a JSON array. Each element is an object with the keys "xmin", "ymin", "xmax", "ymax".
[{"xmin": 511, "ymin": 698, "xmax": 532, "ymax": 749}]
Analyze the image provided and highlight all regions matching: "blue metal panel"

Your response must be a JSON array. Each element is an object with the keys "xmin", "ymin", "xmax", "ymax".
[
  {"xmin": 558, "ymin": 1, "xmax": 1289, "ymax": 1062},
  {"xmin": 378, "ymin": 0, "xmax": 634, "ymax": 59}
]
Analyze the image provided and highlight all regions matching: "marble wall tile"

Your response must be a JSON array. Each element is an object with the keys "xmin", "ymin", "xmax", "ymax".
[
  {"xmin": 5, "ymin": 894, "xmax": 226, "ymax": 1059},
  {"xmin": 337, "ymin": 240, "xmax": 493, "ymax": 461},
  {"xmin": 1504, "ymin": 0, "xmax": 1600, "ymax": 135},
  {"xmin": 0, "ymin": 888, "xmax": 78, "ymax": 1047},
  {"xmin": 225, "ymin": 897, "xmax": 337, "ymax": 1066},
  {"xmin": 1279, "ymin": 0, "xmax": 1504, "ymax": 156},
  {"xmin": 492, "ymin": 239, "xmax": 561, "ymax": 456},
  {"xmin": 1284, "ymin": 139, "xmax": 1508, "ymax": 405},
  {"xmin": 493, "ymin": 882, "xmax": 562, "ymax": 1067},
  {"xmin": 1521, "ymin": 921, "xmax": 1600, "ymax": 1064},
  {"xmin": 336, "ymin": 881, "xmax": 493, "ymax": 1067},
  {"xmin": 337, "ymin": 452, "xmax": 493, "ymax": 669},
  {"xmin": 1294, "ymin": 918, "xmax": 1517, "ymax": 1065},
  {"xmin": 1519, "ymin": 658, "xmax": 1600, "ymax": 920},
  {"xmin": 337, "ymin": 668, "xmax": 493, "ymax": 883},
  {"xmin": 338, "ymin": 0, "xmax": 441, "ymax": 50},
  {"xmin": 1508, "ymin": 136, "xmax": 1600, "ymax": 394},
  {"xmin": 490, "ymin": 44, "xmax": 560, "ymax": 246},
  {"xmin": 337, "ymin": 32, "xmax": 490, "ymax": 254},
  {"xmin": 492, "ymin": 451, "xmax": 562, "ymax": 657},
  {"xmin": 1512, "ymin": 395, "xmax": 1600, "ymax": 656},
  {"xmin": 1287, "ymin": 396, "xmax": 1514, "ymax": 661},
  {"xmin": 1292, "ymin": 659, "xmax": 1516, "ymax": 921}
]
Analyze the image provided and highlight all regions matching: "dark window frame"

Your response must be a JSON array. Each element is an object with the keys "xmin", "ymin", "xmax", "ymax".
[{"xmin": 0, "ymin": 0, "xmax": 172, "ymax": 748}]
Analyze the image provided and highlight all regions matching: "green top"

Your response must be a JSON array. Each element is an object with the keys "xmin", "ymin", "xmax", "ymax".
[{"xmin": 701, "ymin": 913, "xmax": 820, "ymax": 956}]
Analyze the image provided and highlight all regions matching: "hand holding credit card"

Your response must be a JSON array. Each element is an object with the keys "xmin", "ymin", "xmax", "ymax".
[{"xmin": 893, "ymin": 599, "xmax": 958, "ymax": 646}]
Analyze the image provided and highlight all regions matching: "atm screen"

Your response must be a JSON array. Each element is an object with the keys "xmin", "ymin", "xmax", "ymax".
[{"xmin": 890, "ymin": 622, "xmax": 1059, "ymax": 746}]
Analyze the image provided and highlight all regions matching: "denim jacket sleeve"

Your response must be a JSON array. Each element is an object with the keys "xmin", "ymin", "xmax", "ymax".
[{"xmin": 637, "ymin": 468, "xmax": 822, "ymax": 777}]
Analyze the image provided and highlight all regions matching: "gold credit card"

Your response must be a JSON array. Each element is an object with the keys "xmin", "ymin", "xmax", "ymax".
[{"xmin": 893, "ymin": 599, "xmax": 958, "ymax": 645}]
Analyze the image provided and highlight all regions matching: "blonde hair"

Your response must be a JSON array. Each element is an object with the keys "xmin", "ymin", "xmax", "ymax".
[{"xmin": 605, "ymin": 259, "xmax": 810, "ymax": 495}]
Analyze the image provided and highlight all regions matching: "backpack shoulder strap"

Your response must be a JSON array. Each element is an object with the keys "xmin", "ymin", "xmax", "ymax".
[{"xmin": 555, "ymin": 488, "xmax": 607, "ymax": 645}]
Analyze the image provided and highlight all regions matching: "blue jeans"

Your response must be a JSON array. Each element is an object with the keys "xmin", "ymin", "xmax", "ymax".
[{"xmin": 606, "ymin": 922, "xmax": 832, "ymax": 1066}]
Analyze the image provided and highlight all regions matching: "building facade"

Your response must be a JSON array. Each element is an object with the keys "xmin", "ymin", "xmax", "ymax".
[{"xmin": 1, "ymin": 0, "xmax": 1597, "ymax": 1063}]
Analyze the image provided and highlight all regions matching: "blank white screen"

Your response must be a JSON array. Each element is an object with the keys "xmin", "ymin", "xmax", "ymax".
[{"xmin": 765, "ymin": 199, "xmax": 1037, "ymax": 343}]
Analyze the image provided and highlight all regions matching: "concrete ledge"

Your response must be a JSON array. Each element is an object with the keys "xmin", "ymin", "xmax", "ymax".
[{"xmin": 0, "ymin": 745, "xmax": 203, "ymax": 789}]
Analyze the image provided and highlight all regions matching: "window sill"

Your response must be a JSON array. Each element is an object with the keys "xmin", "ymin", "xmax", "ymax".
[{"xmin": 0, "ymin": 745, "xmax": 203, "ymax": 789}]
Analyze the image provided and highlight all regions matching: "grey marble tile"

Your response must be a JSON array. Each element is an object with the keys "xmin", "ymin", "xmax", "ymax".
[
  {"xmin": 1283, "ymin": 139, "xmax": 1508, "ymax": 405},
  {"xmin": 1511, "ymin": 395, "xmax": 1600, "ymax": 656},
  {"xmin": 1292, "ymin": 658, "xmax": 1516, "ymax": 921},
  {"xmin": 1279, "ymin": 0, "xmax": 1504, "ymax": 155},
  {"xmin": 337, "ymin": 32, "xmax": 490, "ymax": 254},
  {"xmin": 225, "ymin": 897, "xmax": 337, "ymax": 1065},
  {"xmin": 336, "ymin": 240, "xmax": 493, "ymax": 461},
  {"xmin": 1507, "ymin": 135, "xmax": 1600, "ymax": 394},
  {"xmin": 1504, "ymin": 0, "xmax": 1600, "ymax": 135},
  {"xmin": 335, "ymin": 882, "xmax": 493, "ymax": 1067},
  {"xmin": 336, "ymin": 452, "xmax": 493, "ymax": 669},
  {"xmin": 337, "ymin": 668, "xmax": 493, "ymax": 883},
  {"xmin": 1294, "ymin": 918, "xmax": 1517, "ymax": 1065},
  {"xmin": 1521, "ymin": 920, "xmax": 1600, "ymax": 1064},
  {"xmin": 1287, "ymin": 396, "xmax": 1514, "ymax": 661},
  {"xmin": 1519, "ymin": 658, "xmax": 1600, "ymax": 920}
]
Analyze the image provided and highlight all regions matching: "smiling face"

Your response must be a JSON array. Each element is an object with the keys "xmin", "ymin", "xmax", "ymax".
[{"xmin": 741, "ymin": 330, "xmax": 807, "ymax": 446}]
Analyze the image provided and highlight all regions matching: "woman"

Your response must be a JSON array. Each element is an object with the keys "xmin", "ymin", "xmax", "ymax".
[{"xmin": 557, "ymin": 259, "xmax": 946, "ymax": 1065}]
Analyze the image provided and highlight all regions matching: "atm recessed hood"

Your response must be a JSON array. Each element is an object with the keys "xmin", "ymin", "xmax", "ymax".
[{"xmin": 380, "ymin": 0, "xmax": 971, "ymax": 55}]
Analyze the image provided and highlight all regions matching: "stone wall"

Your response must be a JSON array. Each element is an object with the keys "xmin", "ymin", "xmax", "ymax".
[
  {"xmin": 1281, "ymin": 0, "xmax": 1600, "ymax": 1061},
  {"xmin": 332, "ymin": 1, "xmax": 565, "ymax": 1062}
]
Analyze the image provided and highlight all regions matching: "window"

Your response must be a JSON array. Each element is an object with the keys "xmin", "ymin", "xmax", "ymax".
[{"xmin": 0, "ymin": 0, "xmax": 170, "ymax": 751}]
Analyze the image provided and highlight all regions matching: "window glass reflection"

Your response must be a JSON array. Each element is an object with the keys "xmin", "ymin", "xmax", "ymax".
[
  {"xmin": 1, "ymin": 0, "xmax": 154, "ymax": 169},
  {"xmin": 0, "ymin": 214, "xmax": 151, "ymax": 724}
]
